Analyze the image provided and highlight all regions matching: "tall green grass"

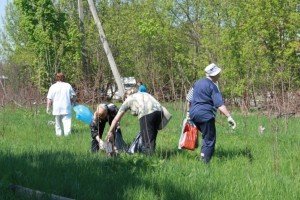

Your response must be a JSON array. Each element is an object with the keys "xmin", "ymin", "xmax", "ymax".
[{"xmin": 0, "ymin": 103, "xmax": 300, "ymax": 200}]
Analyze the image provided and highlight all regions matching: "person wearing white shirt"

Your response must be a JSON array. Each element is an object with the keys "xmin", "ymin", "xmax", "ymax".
[{"xmin": 46, "ymin": 72, "xmax": 76, "ymax": 136}]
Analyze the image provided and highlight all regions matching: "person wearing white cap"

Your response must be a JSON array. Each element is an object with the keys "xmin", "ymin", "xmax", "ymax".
[{"xmin": 188, "ymin": 63, "xmax": 236, "ymax": 163}]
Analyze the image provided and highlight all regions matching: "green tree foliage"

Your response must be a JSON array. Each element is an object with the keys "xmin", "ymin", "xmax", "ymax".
[
  {"xmin": 2, "ymin": 0, "xmax": 81, "ymax": 92},
  {"xmin": 0, "ymin": 0, "xmax": 299, "ymax": 101},
  {"xmin": 221, "ymin": 0, "xmax": 300, "ymax": 99}
]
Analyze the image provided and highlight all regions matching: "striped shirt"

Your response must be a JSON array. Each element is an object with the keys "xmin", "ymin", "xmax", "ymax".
[
  {"xmin": 186, "ymin": 87, "xmax": 193, "ymax": 102},
  {"xmin": 186, "ymin": 81, "xmax": 219, "ymax": 103}
]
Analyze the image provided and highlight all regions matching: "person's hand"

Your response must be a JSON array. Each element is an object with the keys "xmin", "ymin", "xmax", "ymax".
[
  {"xmin": 98, "ymin": 139, "xmax": 105, "ymax": 150},
  {"xmin": 227, "ymin": 116, "xmax": 236, "ymax": 129},
  {"xmin": 46, "ymin": 107, "xmax": 51, "ymax": 115}
]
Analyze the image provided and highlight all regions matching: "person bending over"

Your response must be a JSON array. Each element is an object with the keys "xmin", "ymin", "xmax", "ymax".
[
  {"xmin": 106, "ymin": 89, "xmax": 163, "ymax": 155},
  {"xmin": 90, "ymin": 103, "xmax": 125, "ymax": 153}
]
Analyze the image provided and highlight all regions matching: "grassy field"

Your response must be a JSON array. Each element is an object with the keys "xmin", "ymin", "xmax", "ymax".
[{"xmin": 0, "ymin": 103, "xmax": 300, "ymax": 200}]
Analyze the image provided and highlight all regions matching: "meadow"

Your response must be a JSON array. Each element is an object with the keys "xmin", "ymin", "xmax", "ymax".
[{"xmin": 0, "ymin": 103, "xmax": 300, "ymax": 200}]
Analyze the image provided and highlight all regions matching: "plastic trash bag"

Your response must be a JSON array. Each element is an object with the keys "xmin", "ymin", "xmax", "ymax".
[
  {"xmin": 97, "ymin": 128, "xmax": 127, "ymax": 156},
  {"xmin": 127, "ymin": 132, "xmax": 142, "ymax": 154},
  {"xmin": 178, "ymin": 119, "xmax": 199, "ymax": 150},
  {"xmin": 158, "ymin": 106, "xmax": 172, "ymax": 130},
  {"xmin": 73, "ymin": 104, "xmax": 93, "ymax": 125},
  {"xmin": 114, "ymin": 127, "xmax": 127, "ymax": 151}
]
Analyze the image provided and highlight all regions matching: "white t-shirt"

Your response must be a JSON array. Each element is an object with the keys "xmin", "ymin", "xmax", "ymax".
[{"xmin": 47, "ymin": 81, "xmax": 76, "ymax": 115}]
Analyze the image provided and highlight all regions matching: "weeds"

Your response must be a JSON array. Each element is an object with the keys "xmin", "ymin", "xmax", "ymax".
[{"xmin": 0, "ymin": 105, "xmax": 300, "ymax": 199}]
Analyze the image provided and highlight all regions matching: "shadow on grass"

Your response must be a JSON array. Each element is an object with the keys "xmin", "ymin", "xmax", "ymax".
[
  {"xmin": 0, "ymin": 150, "xmax": 194, "ymax": 200},
  {"xmin": 215, "ymin": 147, "xmax": 253, "ymax": 162},
  {"xmin": 71, "ymin": 126, "xmax": 88, "ymax": 135},
  {"xmin": 155, "ymin": 148, "xmax": 182, "ymax": 160}
]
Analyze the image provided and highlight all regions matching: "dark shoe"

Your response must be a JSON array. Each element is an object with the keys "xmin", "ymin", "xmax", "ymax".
[{"xmin": 195, "ymin": 155, "xmax": 210, "ymax": 164}]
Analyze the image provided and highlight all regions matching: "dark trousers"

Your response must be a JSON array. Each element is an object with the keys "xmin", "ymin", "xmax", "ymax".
[
  {"xmin": 139, "ymin": 111, "xmax": 162, "ymax": 154},
  {"xmin": 195, "ymin": 118, "xmax": 216, "ymax": 163}
]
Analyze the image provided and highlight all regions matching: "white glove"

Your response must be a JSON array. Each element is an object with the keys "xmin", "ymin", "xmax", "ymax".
[
  {"xmin": 46, "ymin": 107, "xmax": 51, "ymax": 114},
  {"xmin": 227, "ymin": 116, "xmax": 236, "ymax": 129}
]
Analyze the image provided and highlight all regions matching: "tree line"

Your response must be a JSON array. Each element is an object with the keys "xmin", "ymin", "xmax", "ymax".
[{"xmin": 0, "ymin": 0, "xmax": 299, "ymax": 110}]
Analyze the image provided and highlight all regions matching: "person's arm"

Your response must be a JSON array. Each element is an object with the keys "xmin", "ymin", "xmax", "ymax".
[
  {"xmin": 71, "ymin": 95, "xmax": 77, "ymax": 106},
  {"xmin": 90, "ymin": 121, "xmax": 106, "ymax": 149},
  {"xmin": 90, "ymin": 121, "xmax": 99, "ymax": 138},
  {"xmin": 94, "ymin": 135, "xmax": 100, "ymax": 143},
  {"xmin": 106, "ymin": 111, "xmax": 126, "ymax": 141},
  {"xmin": 185, "ymin": 102, "xmax": 191, "ymax": 119},
  {"xmin": 218, "ymin": 105, "xmax": 231, "ymax": 117},
  {"xmin": 218, "ymin": 105, "xmax": 236, "ymax": 129},
  {"xmin": 187, "ymin": 100, "xmax": 192, "ymax": 110},
  {"xmin": 70, "ymin": 85, "xmax": 76, "ymax": 105},
  {"xmin": 46, "ymin": 99, "xmax": 52, "ymax": 114}
]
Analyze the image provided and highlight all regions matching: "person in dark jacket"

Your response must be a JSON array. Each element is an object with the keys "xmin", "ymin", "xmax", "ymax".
[{"xmin": 90, "ymin": 103, "xmax": 125, "ymax": 153}]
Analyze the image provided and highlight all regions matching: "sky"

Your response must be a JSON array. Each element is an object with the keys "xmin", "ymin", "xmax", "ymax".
[{"xmin": 0, "ymin": 0, "xmax": 8, "ymax": 29}]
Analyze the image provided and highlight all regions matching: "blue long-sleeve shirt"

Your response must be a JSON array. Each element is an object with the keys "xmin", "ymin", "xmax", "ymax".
[{"xmin": 190, "ymin": 78, "xmax": 224, "ymax": 123}]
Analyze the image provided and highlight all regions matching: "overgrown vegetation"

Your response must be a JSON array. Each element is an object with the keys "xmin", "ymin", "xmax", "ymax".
[
  {"xmin": 0, "ymin": 0, "xmax": 299, "ymax": 104},
  {"xmin": 0, "ymin": 104, "xmax": 300, "ymax": 199},
  {"xmin": 0, "ymin": 1, "xmax": 299, "ymax": 199}
]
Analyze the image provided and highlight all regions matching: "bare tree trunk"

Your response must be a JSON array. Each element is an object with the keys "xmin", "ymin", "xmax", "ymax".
[
  {"xmin": 0, "ymin": 79, "xmax": 7, "ymax": 106},
  {"xmin": 251, "ymin": 84, "xmax": 257, "ymax": 107},
  {"xmin": 78, "ymin": 0, "xmax": 88, "ymax": 79},
  {"xmin": 168, "ymin": 58, "xmax": 176, "ymax": 101},
  {"xmin": 87, "ymin": 0, "xmax": 125, "ymax": 96}
]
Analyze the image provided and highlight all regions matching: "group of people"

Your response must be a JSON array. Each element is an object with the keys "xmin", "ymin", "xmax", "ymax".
[{"xmin": 46, "ymin": 63, "xmax": 236, "ymax": 163}]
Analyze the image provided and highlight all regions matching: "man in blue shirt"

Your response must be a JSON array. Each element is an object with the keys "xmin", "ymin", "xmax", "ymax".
[{"xmin": 189, "ymin": 63, "xmax": 236, "ymax": 163}]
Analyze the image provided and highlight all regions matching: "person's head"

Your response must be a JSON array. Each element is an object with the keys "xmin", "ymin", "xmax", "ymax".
[
  {"xmin": 94, "ymin": 104, "xmax": 108, "ymax": 121},
  {"xmin": 205, "ymin": 63, "xmax": 221, "ymax": 81},
  {"xmin": 55, "ymin": 72, "xmax": 65, "ymax": 82},
  {"xmin": 123, "ymin": 87, "xmax": 138, "ymax": 101},
  {"xmin": 137, "ymin": 81, "xmax": 143, "ymax": 86}
]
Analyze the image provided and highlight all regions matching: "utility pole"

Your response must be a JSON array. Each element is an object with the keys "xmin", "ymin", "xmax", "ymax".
[
  {"xmin": 78, "ymin": 0, "xmax": 88, "ymax": 78},
  {"xmin": 87, "ymin": 0, "xmax": 125, "ymax": 97}
]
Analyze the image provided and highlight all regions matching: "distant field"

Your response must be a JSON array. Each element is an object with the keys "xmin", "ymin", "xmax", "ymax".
[{"xmin": 1, "ymin": 103, "xmax": 300, "ymax": 200}]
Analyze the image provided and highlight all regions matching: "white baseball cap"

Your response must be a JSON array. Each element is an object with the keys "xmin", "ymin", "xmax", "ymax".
[{"xmin": 205, "ymin": 63, "xmax": 221, "ymax": 77}]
